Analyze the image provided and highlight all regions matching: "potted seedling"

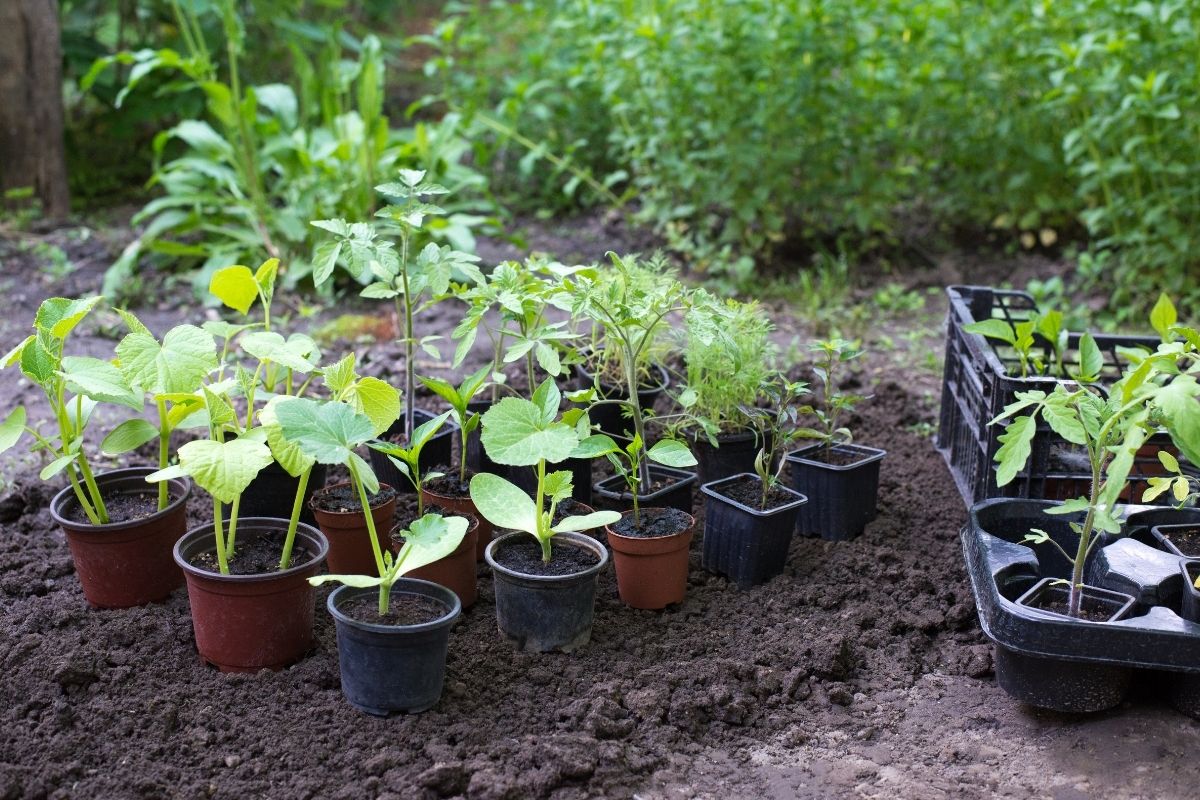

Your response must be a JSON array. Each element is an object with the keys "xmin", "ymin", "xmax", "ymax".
[
  {"xmin": 470, "ymin": 380, "xmax": 620, "ymax": 652},
  {"xmin": 310, "ymin": 512, "xmax": 468, "ymax": 716},
  {"xmin": 701, "ymin": 378, "xmax": 810, "ymax": 588},
  {"xmin": 785, "ymin": 339, "xmax": 887, "ymax": 541},
  {"xmin": 584, "ymin": 432, "xmax": 698, "ymax": 609},
  {"xmin": 1, "ymin": 296, "xmax": 196, "ymax": 608},
  {"xmin": 152, "ymin": 387, "xmax": 329, "ymax": 672},
  {"xmin": 312, "ymin": 171, "xmax": 484, "ymax": 487},
  {"xmin": 561, "ymin": 253, "xmax": 701, "ymax": 510},
  {"xmin": 676, "ymin": 293, "xmax": 776, "ymax": 483}
]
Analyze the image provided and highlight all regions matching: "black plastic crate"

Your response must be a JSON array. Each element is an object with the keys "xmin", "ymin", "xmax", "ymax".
[{"xmin": 936, "ymin": 285, "xmax": 1193, "ymax": 507}]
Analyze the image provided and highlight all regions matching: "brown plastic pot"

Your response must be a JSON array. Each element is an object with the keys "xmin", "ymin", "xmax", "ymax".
[
  {"xmin": 421, "ymin": 483, "xmax": 493, "ymax": 563},
  {"xmin": 311, "ymin": 482, "xmax": 397, "ymax": 575},
  {"xmin": 49, "ymin": 467, "xmax": 192, "ymax": 609},
  {"xmin": 174, "ymin": 519, "xmax": 329, "ymax": 673},
  {"xmin": 395, "ymin": 514, "xmax": 480, "ymax": 610},
  {"xmin": 605, "ymin": 508, "xmax": 695, "ymax": 609}
]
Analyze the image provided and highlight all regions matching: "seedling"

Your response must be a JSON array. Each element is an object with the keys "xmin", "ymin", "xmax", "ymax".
[
  {"xmin": 309, "ymin": 513, "xmax": 469, "ymax": 616},
  {"xmin": 1143, "ymin": 451, "xmax": 1199, "ymax": 508},
  {"xmin": 368, "ymin": 411, "xmax": 453, "ymax": 515},
  {"xmin": 794, "ymin": 339, "xmax": 868, "ymax": 452},
  {"xmin": 576, "ymin": 432, "xmax": 696, "ymax": 523},
  {"xmin": 741, "ymin": 378, "xmax": 811, "ymax": 510},
  {"xmin": 964, "ymin": 309, "xmax": 1086, "ymax": 380},
  {"xmin": 469, "ymin": 379, "xmax": 619, "ymax": 562},
  {"xmin": 1, "ymin": 296, "xmax": 144, "ymax": 524},
  {"xmin": 420, "ymin": 364, "xmax": 491, "ymax": 483}
]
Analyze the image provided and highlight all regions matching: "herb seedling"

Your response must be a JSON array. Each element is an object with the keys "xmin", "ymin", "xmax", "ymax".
[
  {"xmin": 420, "ymin": 364, "xmax": 491, "ymax": 483},
  {"xmin": 795, "ymin": 339, "xmax": 867, "ymax": 452},
  {"xmin": 741, "ymin": 378, "xmax": 811, "ymax": 510},
  {"xmin": 469, "ymin": 379, "xmax": 620, "ymax": 562}
]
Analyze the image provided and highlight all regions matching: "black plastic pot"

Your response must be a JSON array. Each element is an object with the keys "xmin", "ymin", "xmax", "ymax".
[
  {"xmin": 484, "ymin": 531, "xmax": 608, "ymax": 652},
  {"xmin": 464, "ymin": 398, "xmax": 499, "ymax": 475},
  {"xmin": 326, "ymin": 580, "xmax": 461, "ymax": 716},
  {"xmin": 687, "ymin": 429, "xmax": 768, "ymax": 485},
  {"xmin": 594, "ymin": 465, "xmax": 695, "ymax": 514},
  {"xmin": 1180, "ymin": 561, "xmax": 1200, "ymax": 623},
  {"xmin": 575, "ymin": 361, "xmax": 670, "ymax": 438},
  {"xmin": 368, "ymin": 407, "xmax": 457, "ymax": 493},
  {"xmin": 786, "ymin": 442, "xmax": 886, "ymax": 541},
  {"xmin": 508, "ymin": 457, "xmax": 593, "ymax": 506},
  {"xmin": 1014, "ymin": 577, "xmax": 1135, "ymax": 622},
  {"xmin": 699, "ymin": 473, "xmax": 807, "ymax": 589},
  {"xmin": 1151, "ymin": 524, "xmax": 1200, "ymax": 559},
  {"xmin": 227, "ymin": 462, "xmax": 327, "ymax": 525}
]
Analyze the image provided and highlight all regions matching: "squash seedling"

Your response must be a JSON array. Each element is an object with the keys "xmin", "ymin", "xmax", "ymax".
[
  {"xmin": 470, "ymin": 380, "xmax": 619, "ymax": 562},
  {"xmin": 420, "ymin": 364, "xmax": 491, "ymax": 484},
  {"xmin": 368, "ymin": 410, "xmax": 453, "ymax": 515}
]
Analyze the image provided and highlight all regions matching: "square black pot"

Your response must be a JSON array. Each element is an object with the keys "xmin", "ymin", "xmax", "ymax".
[
  {"xmin": 369, "ymin": 407, "xmax": 458, "ymax": 493},
  {"xmin": 699, "ymin": 473, "xmax": 807, "ymax": 589},
  {"xmin": 593, "ymin": 465, "xmax": 696, "ymax": 514},
  {"xmin": 786, "ymin": 442, "xmax": 885, "ymax": 541}
]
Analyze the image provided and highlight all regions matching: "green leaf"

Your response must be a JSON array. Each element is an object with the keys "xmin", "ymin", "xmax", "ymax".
[
  {"xmin": 480, "ymin": 396, "xmax": 578, "ymax": 467},
  {"xmin": 1100, "ymin": 419, "xmax": 1147, "ymax": 512},
  {"xmin": 20, "ymin": 336, "xmax": 58, "ymax": 384},
  {"xmin": 3, "ymin": 335, "xmax": 33, "ymax": 368},
  {"xmin": 551, "ymin": 510, "xmax": 621, "ymax": 533},
  {"xmin": 1039, "ymin": 399, "xmax": 1087, "ymax": 446},
  {"xmin": 1157, "ymin": 376, "xmax": 1200, "ymax": 466},
  {"xmin": 469, "ymin": 472, "xmax": 539, "ymax": 535},
  {"xmin": 41, "ymin": 453, "xmax": 78, "ymax": 480},
  {"xmin": 312, "ymin": 239, "xmax": 342, "ymax": 287},
  {"xmin": 344, "ymin": 377, "xmax": 401, "ymax": 437},
  {"xmin": 1076, "ymin": 333, "xmax": 1103, "ymax": 382},
  {"xmin": 647, "ymin": 438, "xmax": 698, "ymax": 468},
  {"xmin": 1143, "ymin": 477, "xmax": 1173, "ymax": 503},
  {"xmin": 963, "ymin": 319, "xmax": 1016, "ymax": 345},
  {"xmin": 1160, "ymin": 450, "xmax": 1181, "ymax": 474},
  {"xmin": 259, "ymin": 396, "xmax": 316, "ymax": 478},
  {"xmin": 160, "ymin": 437, "xmax": 273, "ymax": 503},
  {"xmin": 36, "ymin": 296, "xmax": 103, "ymax": 340},
  {"xmin": 60, "ymin": 356, "xmax": 142, "ymax": 409},
  {"xmin": 275, "ymin": 398, "xmax": 376, "ymax": 466},
  {"xmin": 209, "ymin": 265, "xmax": 259, "ymax": 315},
  {"xmin": 0, "ymin": 407, "xmax": 26, "ymax": 454},
  {"xmin": 117, "ymin": 325, "xmax": 217, "ymax": 394},
  {"xmin": 1151, "ymin": 294, "xmax": 1177, "ymax": 340},
  {"xmin": 543, "ymin": 469, "xmax": 573, "ymax": 503},
  {"xmin": 394, "ymin": 514, "xmax": 470, "ymax": 576},
  {"xmin": 101, "ymin": 418, "xmax": 159, "ymax": 456},
  {"xmin": 323, "ymin": 354, "xmax": 356, "ymax": 395},
  {"xmin": 994, "ymin": 415, "xmax": 1037, "ymax": 487},
  {"xmin": 571, "ymin": 433, "xmax": 620, "ymax": 459},
  {"xmin": 308, "ymin": 573, "xmax": 383, "ymax": 589},
  {"xmin": 241, "ymin": 331, "xmax": 317, "ymax": 372}
]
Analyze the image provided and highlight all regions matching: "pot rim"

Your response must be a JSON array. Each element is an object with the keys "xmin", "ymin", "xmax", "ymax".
[
  {"xmin": 699, "ymin": 473, "xmax": 808, "ymax": 517},
  {"xmin": 606, "ymin": 507, "xmax": 695, "ymax": 542},
  {"xmin": 1013, "ymin": 576, "xmax": 1136, "ymax": 623},
  {"xmin": 594, "ymin": 465, "xmax": 697, "ymax": 501},
  {"xmin": 1182, "ymin": 560, "xmax": 1200, "ymax": 596},
  {"xmin": 485, "ymin": 530, "xmax": 609, "ymax": 582},
  {"xmin": 1151, "ymin": 523, "xmax": 1200, "ymax": 558},
  {"xmin": 173, "ymin": 517, "xmax": 329, "ymax": 581},
  {"xmin": 327, "ymin": 580, "xmax": 461, "ymax": 634},
  {"xmin": 309, "ymin": 481, "xmax": 397, "ymax": 515},
  {"xmin": 785, "ymin": 441, "xmax": 886, "ymax": 471},
  {"xmin": 49, "ymin": 466, "xmax": 192, "ymax": 532}
]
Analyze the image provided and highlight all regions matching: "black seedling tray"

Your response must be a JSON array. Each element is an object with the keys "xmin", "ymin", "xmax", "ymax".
[
  {"xmin": 937, "ymin": 285, "xmax": 1193, "ymax": 507},
  {"xmin": 964, "ymin": 498, "xmax": 1200, "ymax": 715}
]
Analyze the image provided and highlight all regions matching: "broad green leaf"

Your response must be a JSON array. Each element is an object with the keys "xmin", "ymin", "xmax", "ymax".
[
  {"xmin": 117, "ymin": 324, "xmax": 217, "ymax": 394},
  {"xmin": 963, "ymin": 319, "xmax": 1016, "ymax": 345},
  {"xmin": 3, "ymin": 335, "xmax": 33, "ymax": 367},
  {"xmin": 274, "ymin": 397, "xmax": 375, "ymax": 465},
  {"xmin": 994, "ymin": 415, "xmax": 1036, "ymax": 487},
  {"xmin": 1157, "ymin": 376, "xmax": 1200, "ymax": 466},
  {"xmin": 0, "ymin": 407, "xmax": 25, "ymax": 453},
  {"xmin": 647, "ymin": 438, "xmax": 698, "ymax": 468},
  {"xmin": 1174, "ymin": 477, "xmax": 1191, "ymax": 503},
  {"xmin": 323, "ymin": 354, "xmax": 356, "ymax": 395},
  {"xmin": 1039, "ymin": 399, "xmax": 1087, "ymax": 446},
  {"xmin": 36, "ymin": 296, "xmax": 103, "ymax": 339},
  {"xmin": 551, "ymin": 510, "xmax": 622, "ymax": 533},
  {"xmin": 345, "ymin": 377, "xmax": 401, "ymax": 437},
  {"xmin": 101, "ymin": 418, "xmax": 159, "ymax": 456},
  {"xmin": 572, "ymin": 433, "xmax": 620, "ymax": 459},
  {"xmin": 409, "ymin": 410, "xmax": 453, "ymax": 450},
  {"xmin": 1151, "ymin": 294, "xmax": 1177, "ymax": 340},
  {"xmin": 41, "ymin": 453, "xmax": 78, "ymax": 480},
  {"xmin": 543, "ymin": 469, "xmax": 573, "ymax": 503},
  {"xmin": 394, "ymin": 514, "xmax": 469, "ymax": 576},
  {"xmin": 419, "ymin": 375, "xmax": 460, "ymax": 409},
  {"xmin": 203, "ymin": 385, "xmax": 238, "ymax": 429},
  {"xmin": 60, "ymin": 357, "xmax": 142, "ymax": 409},
  {"xmin": 312, "ymin": 239, "xmax": 342, "ymax": 286},
  {"xmin": 469, "ymin": 472, "xmax": 538, "ymax": 535},
  {"xmin": 202, "ymin": 320, "xmax": 257, "ymax": 341},
  {"xmin": 989, "ymin": 390, "xmax": 1046, "ymax": 425},
  {"xmin": 1100, "ymin": 419, "xmax": 1147, "ymax": 512},
  {"xmin": 1160, "ymin": 450, "xmax": 1181, "ymax": 474},
  {"xmin": 166, "ymin": 437, "xmax": 273, "ymax": 503},
  {"xmin": 209, "ymin": 265, "xmax": 259, "ymax": 315},
  {"xmin": 259, "ymin": 396, "xmax": 316, "ymax": 478},
  {"xmin": 254, "ymin": 258, "xmax": 279, "ymax": 301},
  {"xmin": 1076, "ymin": 333, "xmax": 1103, "ymax": 382},
  {"xmin": 20, "ymin": 336, "xmax": 57, "ymax": 384},
  {"xmin": 241, "ymin": 331, "xmax": 317, "ymax": 372},
  {"xmin": 1143, "ymin": 477, "xmax": 1173, "ymax": 503},
  {"xmin": 309, "ymin": 573, "xmax": 383, "ymax": 588},
  {"xmin": 480, "ymin": 396, "xmax": 578, "ymax": 467}
]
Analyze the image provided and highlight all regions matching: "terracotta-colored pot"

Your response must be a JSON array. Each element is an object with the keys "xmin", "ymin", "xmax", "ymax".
[
  {"xmin": 605, "ymin": 508, "xmax": 695, "ymax": 610},
  {"xmin": 49, "ymin": 467, "xmax": 192, "ymax": 609},
  {"xmin": 422, "ymin": 484, "xmax": 493, "ymax": 562},
  {"xmin": 311, "ymin": 482, "xmax": 397, "ymax": 575},
  {"xmin": 395, "ymin": 514, "xmax": 480, "ymax": 610},
  {"xmin": 174, "ymin": 519, "xmax": 328, "ymax": 673}
]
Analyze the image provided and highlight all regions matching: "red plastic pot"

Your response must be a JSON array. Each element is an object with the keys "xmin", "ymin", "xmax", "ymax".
[
  {"xmin": 397, "ymin": 514, "xmax": 479, "ymax": 610},
  {"xmin": 606, "ymin": 508, "xmax": 695, "ymax": 609},
  {"xmin": 421, "ymin": 484, "xmax": 493, "ymax": 563},
  {"xmin": 49, "ymin": 467, "xmax": 192, "ymax": 609},
  {"xmin": 174, "ymin": 519, "xmax": 329, "ymax": 673},
  {"xmin": 311, "ymin": 482, "xmax": 397, "ymax": 575}
]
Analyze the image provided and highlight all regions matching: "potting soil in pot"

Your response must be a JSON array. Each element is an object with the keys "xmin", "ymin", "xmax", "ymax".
[
  {"xmin": 61, "ymin": 491, "xmax": 165, "ymax": 525},
  {"xmin": 187, "ymin": 529, "xmax": 320, "ymax": 575},
  {"xmin": 311, "ymin": 484, "xmax": 397, "ymax": 514},
  {"xmin": 338, "ymin": 593, "xmax": 448, "ymax": 626},
  {"xmin": 492, "ymin": 537, "xmax": 601, "ymax": 576},
  {"xmin": 612, "ymin": 507, "xmax": 691, "ymax": 538}
]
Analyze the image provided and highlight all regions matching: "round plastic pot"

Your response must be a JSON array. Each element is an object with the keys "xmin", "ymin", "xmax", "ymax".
[
  {"xmin": 230, "ymin": 462, "xmax": 327, "ymax": 525},
  {"xmin": 326, "ymin": 581, "xmax": 461, "ymax": 716},
  {"xmin": 687, "ymin": 429, "xmax": 769, "ymax": 486},
  {"xmin": 421, "ymin": 483, "xmax": 493, "ymax": 563},
  {"xmin": 399, "ymin": 516, "xmax": 480, "ymax": 610},
  {"xmin": 174, "ymin": 519, "xmax": 328, "ymax": 672},
  {"xmin": 368, "ymin": 407, "xmax": 457, "ymax": 493},
  {"xmin": 993, "ymin": 644, "xmax": 1132, "ymax": 713},
  {"xmin": 786, "ymin": 442, "xmax": 886, "ymax": 541},
  {"xmin": 49, "ymin": 467, "xmax": 192, "ymax": 609},
  {"xmin": 594, "ymin": 465, "xmax": 695, "ymax": 514},
  {"xmin": 574, "ymin": 361, "xmax": 669, "ymax": 438},
  {"xmin": 699, "ymin": 473, "xmax": 807, "ymax": 589},
  {"xmin": 606, "ymin": 508, "xmax": 694, "ymax": 609},
  {"xmin": 485, "ymin": 531, "xmax": 608, "ymax": 652},
  {"xmin": 310, "ymin": 482, "xmax": 397, "ymax": 575}
]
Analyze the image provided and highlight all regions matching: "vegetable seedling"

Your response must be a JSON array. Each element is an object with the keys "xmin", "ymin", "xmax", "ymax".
[
  {"xmin": 793, "ymin": 339, "xmax": 868, "ymax": 452},
  {"xmin": 741, "ymin": 378, "xmax": 812, "ymax": 510},
  {"xmin": 420, "ymin": 364, "xmax": 491, "ymax": 484},
  {"xmin": 575, "ymin": 432, "xmax": 696, "ymax": 524},
  {"xmin": 470, "ymin": 379, "xmax": 619, "ymax": 562},
  {"xmin": 368, "ymin": 411, "xmax": 453, "ymax": 516}
]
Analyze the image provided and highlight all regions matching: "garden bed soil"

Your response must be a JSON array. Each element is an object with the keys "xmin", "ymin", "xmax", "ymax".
[
  {"xmin": 612, "ymin": 507, "xmax": 691, "ymax": 539},
  {"xmin": 188, "ymin": 530, "xmax": 319, "ymax": 576},
  {"xmin": 715, "ymin": 477, "xmax": 798, "ymax": 511},
  {"xmin": 1162, "ymin": 527, "xmax": 1200, "ymax": 557},
  {"xmin": 62, "ymin": 490, "xmax": 162, "ymax": 525},
  {"xmin": 340, "ymin": 593, "xmax": 449, "ymax": 627},
  {"xmin": 312, "ymin": 484, "xmax": 397, "ymax": 514},
  {"xmin": 492, "ymin": 537, "xmax": 602, "ymax": 576}
]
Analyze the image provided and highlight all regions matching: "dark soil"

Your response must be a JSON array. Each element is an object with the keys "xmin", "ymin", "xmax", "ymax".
[
  {"xmin": 340, "ymin": 593, "xmax": 450, "ymax": 626},
  {"xmin": 62, "ymin": 490, "xmax": 163, "ymax": 525},
  {"xmin": 1023, "ymin": 585, "xmax": 1124, "ymax": 622},
  {"xmin": 713, "ymin": 476, "xmax": 799, "ymax": 511},
  {"xmin": 424, "ymin": 468, "xmax": 473, "ymax": 498},
  {"xmin": 189, "ymin": 529, "xmax": 318, "ymax": 576},
  {"xmin": 311, "ymin": 483, "xmax": 397, "ymax": 514},
  {"xmin": 1161, "ymin": 526, "xmax": 1200, "ymax": 557},
  {"xmin": 612, "ymin": 507, "xmax": 693, "ymax": 539},
  {"xmin": 492, "ymin": 536, "xmax": 601, "ymax": 576},
  {"xmin": 797, "ymin": 446, "xmax": 871, "ymax": 468},
  {"xmin": 392, "ymin": 496, "xmax": 476, "ymax": 546}
]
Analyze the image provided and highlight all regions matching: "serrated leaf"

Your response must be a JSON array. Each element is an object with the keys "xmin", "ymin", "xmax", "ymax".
[
  {"xmin": 259, "ymin": 396, "xmax": 316, "ymax": 477},
  {"xmin": 2, "ymin": 335, "xmax": 33, "ymax": 368},
  {"xmin": 117, "ymin": 325, "xmax": 217, "ymax": 394},
  {"xmin": 469, "ymin": 472, "xmax": 538, "ymax": 534},
  {"xmin": 61, "ymin": 356, "xmax": 142, "ymax": 409},
  {"xmin": 274, "ymin": 397, "xmax": 375, "ymax": 465},
  {"xmin": 543, "ymin": 469, "xmax": 573, "ymax": 503},
  {"xmin": 241, "ymin": 331, "xmax": 317, "ymax": 372},
  {"xmin": 1040, "ymin": 400, "xmax": 1087, "ymax": 446},
  {"xmin": 323, "ymin": 354, "xmax": 356, "ymax": 395},
  {"xmin": 345, "ymin": 377, "xmax": 401, "ymax": 437},
  {"xmin": 36, "ymin": 296, "xmax": 103, "ymax": 339},
  {"xmin": 994, "ymin": 415, "xmax": 1036, "ymax": 487},
  {"xmin": 101, "ymin": 418, "xmax": 158, "ymax": 456},
  {"xmin": 20, "ymin": 336, "xmax": 57, "ymax": 384},
  {"xmin": 480, "ymin": 396, "xmax": 578, "ymax": 467},
  {"xmin": 165, "ymin": 437, "xmax": 273, "ymax": 503}
]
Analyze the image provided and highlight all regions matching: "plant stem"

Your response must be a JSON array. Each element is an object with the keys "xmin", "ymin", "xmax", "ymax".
[
  {"xmin": 156, "ymin": 398, "xmax": 170, "ymax": 511},
  {"xmin": 399, "ymin": 212, "xmax": 416, "ymax": 438},
  {"xmin": 66, "ymin": 466, "xmax": 101, "ymax": 526},
  {"xmin": 212, "ymin": 496, "xmax": 229, "ymax": 575},
  {"xmin": 348, "ymin": 459, "xmax": 387, "ymax": 578},
  {"xmin": 225, "ymin": 495, "xmax": 241, "ymax": 558},
  {"xmin": 536, "ymin": 458, "xmax": 552, "ymax": 562},
  {"xmin": 278, "ymin": 466, "xmax": 311, "ymax": 570},
  {"xmin": 378, "ymin": 577, "xmax": 392, "ymax": 616},
  {"xmin": 75, "ymin": 453, "xmax": 109, "ymax": 524}
]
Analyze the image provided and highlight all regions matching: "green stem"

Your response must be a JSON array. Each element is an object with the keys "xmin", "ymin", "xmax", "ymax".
[
  {"xmin": 75, "ymin": 453, "xmax": 109, "ymax": 524},
  {"xmin": 378, "ymin": 577, "xmax": 392, "ymax": 616},
  {"xmin": 212, "ymin": 496, "xmax": 229, "ymax": 575},
  {"xmin": 66, "ymin": 465, "xmax": 101, "ymax": 526},
  {"xmin": 536, "ymin": 458, "xmax": 552, "ymax": 563},
  {"xmin": 156, "ymin": 398, "xmax": 170, "ymax": 511},
  {"xmin": 226, "ymin": 495, "xmax": 241, "ymax": 557},
  {"xmin": 349, "ymin": 459, "xmax": 387, "ymax": 577},
  {"xmin": 278, "ymin": 466, "xmax": 312, "ymax": 570}
]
